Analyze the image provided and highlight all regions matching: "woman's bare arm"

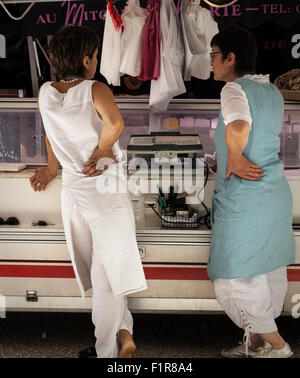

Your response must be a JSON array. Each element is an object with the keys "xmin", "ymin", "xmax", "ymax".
[
  {"xmin": 92, "ymin": 82, "xmax": 124, "ymax": 153},
  {"xmin": 83, "ymin": 82, "xmax": 124, "ymax": 176},
  {"xmin": 225, "ymin": 120, "xmax": 263, "ymax": 181}
]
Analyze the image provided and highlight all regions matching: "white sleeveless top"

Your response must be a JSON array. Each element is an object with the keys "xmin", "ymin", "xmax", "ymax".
[{"xmin": 38, "ymin": 80, "xmax": 123, "ymax": 178}]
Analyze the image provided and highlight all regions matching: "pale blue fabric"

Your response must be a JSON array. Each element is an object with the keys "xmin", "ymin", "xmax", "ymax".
[{"xmin": 207, "ymin": 78, "xmax": 295, "ymax": 281}]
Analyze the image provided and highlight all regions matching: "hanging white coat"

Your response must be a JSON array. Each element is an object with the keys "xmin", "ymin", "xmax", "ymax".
[{"xmin": 149, "ymin": 0, "xmax": 186, "ymax": 112}]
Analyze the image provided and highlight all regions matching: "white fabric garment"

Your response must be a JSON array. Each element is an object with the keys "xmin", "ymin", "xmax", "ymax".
[
  {"xmin": 214, "ymin": 266, "xmax": 288, "ymax": 334},
  {"xmin": 221, "ymin": 74, "xmax": 271, "ymax": 128},
  {"xmin": 66, "ymin": 203, "xmax": 133, "ymax": 358},
  {"xmin": 150, "ymin": 0, "xmax": 186, "ymax": 112},
  {"xmin": 100, "ymin": 6, "xmax": 122, "ymax": 86},
  {"xmin": 181, "ymin": 0, "xmax": 218, "ymax": 80},
  {"xmin": 120, "ymin": 0, "xmax": 148, "ymax": 77},
  {"xmin": 182, "ymin": 0, "xmax": 207, "ymax": 55},
  {"xmin": 38, "ymin": 80, "xmax": 147, "ymax": 298}
]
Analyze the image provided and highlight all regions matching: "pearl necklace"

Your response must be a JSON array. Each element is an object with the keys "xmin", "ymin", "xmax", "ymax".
[{"xmin": 60, "ymin": 77, "xmax": 83, "ymax": 84}]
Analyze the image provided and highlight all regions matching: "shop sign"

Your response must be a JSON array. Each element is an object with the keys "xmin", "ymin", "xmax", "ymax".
[
  {"xmin": 35, "ymin": 1, "xmax": 106, "ymax": 26},
  {"xmin": 292, "ymin": 34, "xmax": 300, "ymax": 59},
  {"xmin": 208, "ymin": 0, "xmax": 300, "ymax": 27}
]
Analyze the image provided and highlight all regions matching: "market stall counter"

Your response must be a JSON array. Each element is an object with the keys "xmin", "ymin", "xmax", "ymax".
[{"xmin": 0, "ymin": 98, "xmax": 300, "ymax": 315}]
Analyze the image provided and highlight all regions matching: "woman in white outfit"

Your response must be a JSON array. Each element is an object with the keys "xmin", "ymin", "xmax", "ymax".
[{"xmin": 30, "ymin": 25, "xmax": 147, "ymax": 358}]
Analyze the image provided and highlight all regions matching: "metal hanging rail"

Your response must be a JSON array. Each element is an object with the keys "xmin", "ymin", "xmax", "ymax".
[{"xmin": 0, "ymin": 0, "xmax": 37, "ymax": 21}]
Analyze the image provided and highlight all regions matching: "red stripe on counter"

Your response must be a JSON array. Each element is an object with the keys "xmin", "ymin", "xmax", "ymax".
[
  {"xmin": 144, "ymin": 267, "xmax": 300, "ymax": 281},
  {"xmin": 144, "ymin": 267, "xmax": 209, "ymax": 280},
  {"xmin": 0, "ymin": 265, "xmax": 299, "ymax": 281},
  {"xmin": 287, "ymin": 269, "xmax": 300, "ymax": 282},
  {"xmin": 0, "ymin": 265, "xmax": 74, "ymax": 278},
  {"xmin": 0, "ymin": 265, "xmax": 209, "ymax": 280}
]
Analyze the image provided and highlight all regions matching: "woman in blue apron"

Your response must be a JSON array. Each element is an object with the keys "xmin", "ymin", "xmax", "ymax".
[{"xmin": 207, "ymin": 25, "xmax": 295, "ymax": 358}]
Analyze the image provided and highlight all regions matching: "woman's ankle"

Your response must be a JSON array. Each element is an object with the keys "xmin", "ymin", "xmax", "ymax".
[
  {"xmin": 249, "ymin": 334, "xmax": 264, "ymax": 351},
  {"xmin": 260, "ymin": 331, "xmax": 286, "ymax": 350}
]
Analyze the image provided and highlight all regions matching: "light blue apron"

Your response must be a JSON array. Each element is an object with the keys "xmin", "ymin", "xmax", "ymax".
[{"xmin": 207, "ymin": 78, "xmax": 295, "ymax": 281}]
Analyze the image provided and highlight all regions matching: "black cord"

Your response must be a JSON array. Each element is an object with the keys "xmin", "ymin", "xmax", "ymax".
[
  {"xmin": 146, "ymin": 160, "xmax": 212, "ymax": 229},
  {"xmin": 147, "ymin": 204, "xmax": 199, "ymax": 225},
  {"xmin": 197, "ymin": 161, "xmax": 211, "ymax": 229},
  {"xmin": 147, "ymin": 202, "xmax": 211, "ymax": 229}
]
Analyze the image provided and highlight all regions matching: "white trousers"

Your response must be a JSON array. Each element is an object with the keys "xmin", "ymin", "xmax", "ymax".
[
  {"xmin": 214, "ymin": 267, "xmax": 288, "ymax": 335},
  {"xmin": 71, "ymin": 207, "xmax": 133, "ymax": 358}
]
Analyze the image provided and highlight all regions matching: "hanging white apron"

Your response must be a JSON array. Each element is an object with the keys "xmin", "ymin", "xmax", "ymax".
[
  {"xmin": 120, "ymin": 0, "xmax": 148, "ymax": 77},
  {"xmin": 100, "ymin": 3, "xmax": 122, "ymax": 86},
  {"xmin": 181, "ymin": 1, "xmax": 218, "ymax": 81}
]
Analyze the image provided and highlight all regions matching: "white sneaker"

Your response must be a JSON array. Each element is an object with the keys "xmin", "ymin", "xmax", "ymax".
[
  {"xmin": 220, "ymin": 341, "xmax": 272, "ymax": 358},
  {"xmin": 254, "ymin": 343, "xmax": 294, "ymax": 358}
]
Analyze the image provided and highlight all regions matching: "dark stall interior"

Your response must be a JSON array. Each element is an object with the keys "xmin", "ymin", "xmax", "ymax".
[{"xmin": 0, "ymin": 0, "xmax": 299, "ymax": 98}]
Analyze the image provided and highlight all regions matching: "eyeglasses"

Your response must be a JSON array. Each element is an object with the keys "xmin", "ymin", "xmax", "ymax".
[{"xmin": 210, "ymin": 51, "xmax": 223, "ymax": 62}]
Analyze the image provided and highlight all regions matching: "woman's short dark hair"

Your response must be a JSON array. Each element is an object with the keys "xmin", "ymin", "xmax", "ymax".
[
  {"xmin": 211, "ymin": 25, "xmax": 257, "ymax": 76},
  {"xmin": 48, "ymin": 25, "xmax": 100, "ymax": 80}
]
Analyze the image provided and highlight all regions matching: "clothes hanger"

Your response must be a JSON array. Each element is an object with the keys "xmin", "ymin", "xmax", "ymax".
[
  {"xmin": 107, "ymin": 0, "xmax": 124, "ymax": 32},
  {"xmin": 107, "ymin": 0, "xmax": 123, "ymax": 5},
  {"xmin": 191, "ymin": 0, "xmax": 202, "ymax": 6},
  {"xmin": 0, "ymin": 0, "xmax": 36, "ymax": 21},
  {"xmin": 34, "ymin": 37, "xmax": 56, "ymax": 76}
]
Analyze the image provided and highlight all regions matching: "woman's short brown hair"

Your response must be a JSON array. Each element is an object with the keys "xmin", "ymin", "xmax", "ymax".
[
  {"xmin": 48, "ymin": 25, "xmax": 100, "ymax": 80},
  {"xmin": 211, "ymin": 24, "xmax": 257, "ymax": 76}
]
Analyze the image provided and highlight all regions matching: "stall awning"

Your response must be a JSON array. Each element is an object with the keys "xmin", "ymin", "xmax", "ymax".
[{"xmin": 1, "ymin": 0, "xmax": 299, "ymax": 28}]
